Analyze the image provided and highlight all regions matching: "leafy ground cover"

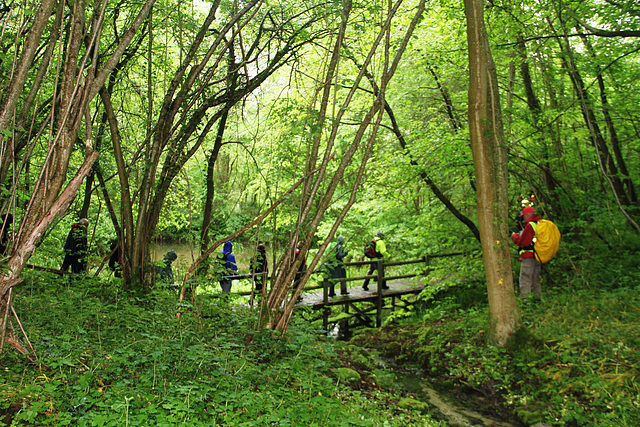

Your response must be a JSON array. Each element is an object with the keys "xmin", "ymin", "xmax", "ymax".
[
  {"xmin": 1, "ymin": 272, "xmax": 442, "ymax": 426},
  {"xmin": 350, "ymin": 285, "xmax": 640, "ymax": 426},
  {"xmin": 3, "ymin": 263, "xmax": 640, "ymax": 426}
]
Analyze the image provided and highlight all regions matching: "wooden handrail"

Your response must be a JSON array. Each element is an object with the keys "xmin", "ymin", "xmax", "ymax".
[{"xmin": 205, "ymin": 251, "xmax": 469, "ymax": 297}]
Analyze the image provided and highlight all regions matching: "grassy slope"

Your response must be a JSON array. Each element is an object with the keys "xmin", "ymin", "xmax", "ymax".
[
  {"xmin": 350, "ymin": 285, "xmax": 640, "ymax": 426},
  {"xmin": 2, "ymin": 271, "xmax": 639, "ymax": 426},
  {"xmin": 1, "ymin": 274, "xmax": 441, "ymax": 426}
]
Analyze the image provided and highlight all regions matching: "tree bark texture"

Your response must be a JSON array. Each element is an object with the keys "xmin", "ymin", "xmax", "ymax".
[
  {"xmin": 464, "ymin": 0, "xmax": 520, "ymax": 347},
  {"xmin": 0, "ymin": 0, "xmax": 154, "ymax": 357}
]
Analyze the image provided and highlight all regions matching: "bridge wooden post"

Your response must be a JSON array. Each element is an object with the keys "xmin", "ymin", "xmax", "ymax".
[
  {"xmin": 322, "ymin": 278, "xmax": 329, "ymax": 304},
  {"xmin": 376, "ymin": 258, "xmax": 383, "ymax": 327},
  {"xmin": 342, "ymin": 303, "xmax": 350, "ymax": 337},
  {"xmin": 322, "ymin": 278, "xmax": 330, "ymax": 331},
  {"xmin": 424, "ymin": 255, "xmax": 431, "ymax": 274}
]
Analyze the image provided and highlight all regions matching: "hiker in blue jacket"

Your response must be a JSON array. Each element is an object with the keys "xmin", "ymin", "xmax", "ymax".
[{"xmin": 218, "ymin": 241, "xmax": 238, "ymax": 293}]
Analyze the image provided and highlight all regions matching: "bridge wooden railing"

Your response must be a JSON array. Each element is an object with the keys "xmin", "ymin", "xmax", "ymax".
[{"xmin": 213, "ymin": 251, "xmax": 469, "ymax": 299}]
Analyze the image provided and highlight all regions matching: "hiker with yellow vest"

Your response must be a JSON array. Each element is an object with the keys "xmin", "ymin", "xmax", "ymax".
[{"xmin": 511, "ymin": 206, "xmax": 543, "ymax": 301}]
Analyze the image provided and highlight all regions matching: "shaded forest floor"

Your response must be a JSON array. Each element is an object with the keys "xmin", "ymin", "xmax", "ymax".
[
  {"xmin": 350, "ymin": 285, "xmax": 640, "ymax": 426},
  {"xmin": 0, "ymin": 274, "xmax": 445, "ymax": 426},
  {"xmin": 1, "ymin": 271, "xmax": 639, "ymax": 426}
]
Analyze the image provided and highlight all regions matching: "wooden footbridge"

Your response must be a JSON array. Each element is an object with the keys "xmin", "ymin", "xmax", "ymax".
[
  {"xmin": 299, "ymin": 276, "xmax": 427, "ymax": 331},
  {"xmin": 222, "ymin": 252, "xmax": 467, "ymax": 332}
]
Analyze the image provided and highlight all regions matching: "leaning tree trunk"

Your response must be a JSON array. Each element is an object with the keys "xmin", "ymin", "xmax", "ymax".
[
  {"xmin": 264, "ymin": 0, "xmax": 425, "ymax": 333},
  {"xmin": 550, "ymin": 9, "xmax": 629, "ymax": 207},
  {"xmin": 464, "ymin": 0, "xmax": 520, "ymax": 347},
  {"xmin": 577, "ymin": 29, "xmax": 637, "ymax": 205},
  {"xmin": 345, "ymin": 52, "xmax": 481, "ymax": 242},
  {"xmin": 0, "ymin": 0, "xmax": 154, "ymax": 357}
]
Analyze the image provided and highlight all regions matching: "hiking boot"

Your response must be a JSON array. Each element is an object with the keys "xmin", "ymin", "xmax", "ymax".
[
  {"xmin": 362, "ymin": 286, "xmax": 369, "ymax": 291},
  {"xmin": 382, "ymin": 285, "xmax": 389, "ymax": 290}
]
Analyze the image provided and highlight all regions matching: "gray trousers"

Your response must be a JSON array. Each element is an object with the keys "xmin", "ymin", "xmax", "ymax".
[
  {"xmin": 220, "ymin": 279, "xmax": 232, "ymax": 293},
  {"xmin": 519, "ymin": 257, "xmax": 541, "ymax": 299}
]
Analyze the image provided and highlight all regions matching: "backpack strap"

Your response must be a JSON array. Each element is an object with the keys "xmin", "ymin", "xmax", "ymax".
[{"xmin": 518, "ymin": 220, "xmax": 537, "ymax": 255}]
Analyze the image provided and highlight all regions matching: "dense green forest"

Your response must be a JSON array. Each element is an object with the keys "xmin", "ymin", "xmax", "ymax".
[{"xmin": 1, "ymin": 0, "xmax": 639, "ymax": 424}]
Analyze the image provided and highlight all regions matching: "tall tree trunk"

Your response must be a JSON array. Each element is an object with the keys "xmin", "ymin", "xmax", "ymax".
[{"xmin": 464, "ymin": 0, "xmax": 520, "ymax": 347}]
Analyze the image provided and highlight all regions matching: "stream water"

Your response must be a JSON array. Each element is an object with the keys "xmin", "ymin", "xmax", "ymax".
[
  {"xmin": 329, "ymin": 323, "xmax": 523, "ymax": 427},
  {"xmin": 393, "ymin": 366, "xmax": 521, "ymax": 426}
]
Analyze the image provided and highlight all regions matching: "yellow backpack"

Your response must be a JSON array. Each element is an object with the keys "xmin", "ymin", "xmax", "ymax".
[{"xmin": 531, "ymin": 219, "xmax": 561, "ymax": 263}]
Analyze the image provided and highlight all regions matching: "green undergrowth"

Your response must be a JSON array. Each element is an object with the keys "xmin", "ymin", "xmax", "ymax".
[
  {"xmin": 350, "ymin": 285, "xmax": 640, "ymax": 426},
  {"xmin": 1, "ymin": 273, "xmax": 441, "ymax": 426}
]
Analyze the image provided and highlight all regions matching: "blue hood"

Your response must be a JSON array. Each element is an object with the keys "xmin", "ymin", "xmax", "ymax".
[{"xmin": 223, "ymin": 241, "xmax": 233, "ymax": 253}]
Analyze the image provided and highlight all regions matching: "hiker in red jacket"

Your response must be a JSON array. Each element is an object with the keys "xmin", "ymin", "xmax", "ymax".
[{"xmin": 511, "ymin": 206, "xmax": 542, "ymax": 301}]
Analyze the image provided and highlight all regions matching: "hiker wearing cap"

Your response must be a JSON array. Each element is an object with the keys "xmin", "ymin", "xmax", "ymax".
[
  {"xmin": 362, "ymin": 231, "xmax": 390, "ymax": 291},
  {"xmin": 327, "ymin": 235, "xmax": 349, "ymax": 297},
  {"xmin": 61, "ymin": 218, "xmax": 89, "ymax": 274},
  {"xmin": 511, "ymin": 206, "xmax": 543, "ymax": 300},
  {"xmin": 515, "ymin": 196, "xmax": 534, "ymax": 230},
  {"xmin": 156, "ymin": 249, "xmax": 178, "ymax": 282}
]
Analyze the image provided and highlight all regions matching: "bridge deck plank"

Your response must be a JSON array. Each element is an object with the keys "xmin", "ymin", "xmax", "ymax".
[{"xmin": 296, "ymin": 279, "xmax": 425, "ymax": 309}]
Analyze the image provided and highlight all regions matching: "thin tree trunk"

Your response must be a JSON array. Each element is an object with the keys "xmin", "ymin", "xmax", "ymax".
[
  {"xmin": 516, "ymin": 37, "xmax": 563, "ymax": 217},
  {"xmin": 345, "ymin": 51, "xmax": 481, "ymax": 242},
  {"xmin": 201, "ymin": 43, "xmax": 238, "ymax": 258},
  {"xmin": 577, "ymin": 29, "xmax": 637, "ymax": 205},
  {"xmin": 0, "ymin": 2, "xmax": 63, "ymax": 190},
  {"xmin": 465, "ymin": 0, "xmax": 520, "ymax": 347},
  {"xmin": 550, "ymin": 12, "xmax": 629, "ymax": 206}
]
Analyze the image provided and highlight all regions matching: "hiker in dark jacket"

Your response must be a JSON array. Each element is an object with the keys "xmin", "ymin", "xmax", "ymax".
[
  {"xmin": 328, "ymin": 236, "xmax": 349, "ymax": 297},
  {"xmin": 250, "ymin": 242, "xmax": 268, "ymax": 292},
  {"xmin": 108, "ymin": 239, "xmax": 123, "ymax": 278},
  {"xmin": 156, "ymin": 250, "xmax": 178, "ymax": 282},
  {"xmin": 218, "ymin": 241, "xmax": 238, "ymax": 293},
  {"xmin": 61, "ymin": 218, "xmax": 89, "ymax": 274},
  {"xmin": 511, "ymin": 206, "xmax": 543, "ymax": 300}
]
